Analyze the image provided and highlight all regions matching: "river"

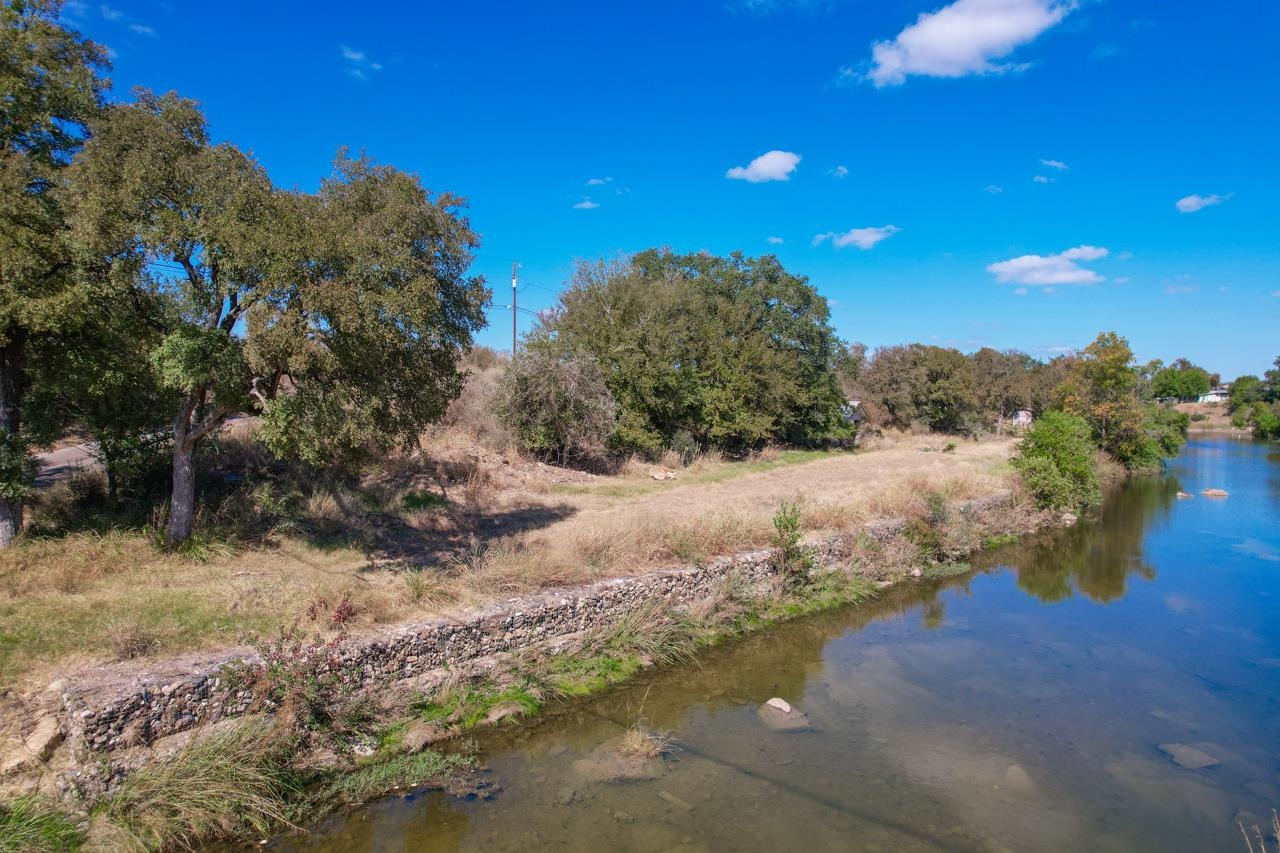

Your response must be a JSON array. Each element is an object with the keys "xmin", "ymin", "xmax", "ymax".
[{"xmin": 277, "ymin": 436, "xmax": 1280, "ymax": 852}]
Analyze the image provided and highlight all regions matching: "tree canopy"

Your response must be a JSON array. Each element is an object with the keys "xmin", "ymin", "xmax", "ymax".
[
  {"xmin": 0, "ymin": 0, "xmax": 109, "ymax": 544},
  {"xmin": 535, "ymin": 250, "xmax": 849, "ymax": 452},
  {"xmin": 68, "ymin": 91, "xmax": 490, "ymax": 540}
]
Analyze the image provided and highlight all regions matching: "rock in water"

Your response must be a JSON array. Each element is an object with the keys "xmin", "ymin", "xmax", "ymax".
[
  {"xmin": 1202, "ymin": 488, "xmax": 1229, "ymax": 498},
  {"xmin": 758, "ymin": 698, "xmax": 811, "ymax": 732},
  {"xmin": 1176, "ymin": 491, "xmax": 1193, "ymax": 499},
  {"xmin": 1158, "ymin": 742, "xmax": 1220, "ymax": 770},
  {"xmin": 1003, "ymin": 765, "xmax": 1035, "ymax": 792}
]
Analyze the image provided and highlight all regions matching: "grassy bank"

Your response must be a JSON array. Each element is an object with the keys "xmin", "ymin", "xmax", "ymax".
[
  {"xmin": 0, "ymin": 437, "xmax": 1015, "ymax": 689},
  {"xmin": 2, "ymin": 480, "xmax": 1046, "ymax": 850}
]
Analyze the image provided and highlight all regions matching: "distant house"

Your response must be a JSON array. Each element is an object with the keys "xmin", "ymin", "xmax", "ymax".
[
  {"xmin": 841, "ymin": 399, "xmax": 867, "ymax": 425},
  {"xmin": 1198, "ymin": 387, "xmax": 1230, "ymax": 404},
  {"xmin": 1010, "ymin": 410, "xmax": 1033, "ymax": 427}
]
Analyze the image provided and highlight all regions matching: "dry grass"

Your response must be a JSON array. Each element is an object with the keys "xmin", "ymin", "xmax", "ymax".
[
  {"xmin": 617, "ymin": 724, "xmax": 677, "ymax": 759},
  {"xmin": 0, "ymin": 436, "xmax": 1019, "ymax": 690},
  {"xmin": 102, "ymin": 719, "xmax": 297, "ymax": 850}
]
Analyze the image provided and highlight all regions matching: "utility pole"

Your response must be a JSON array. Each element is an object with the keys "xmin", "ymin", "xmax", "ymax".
[{"xmin": 511, "ymin": 261, "xmax": 518, "ymax": 356}]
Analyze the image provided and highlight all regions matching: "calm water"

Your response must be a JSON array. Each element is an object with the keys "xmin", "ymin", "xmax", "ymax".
[{"xmin": 280, "ymin": 437, "xmax": 1280, "ymax": 852}]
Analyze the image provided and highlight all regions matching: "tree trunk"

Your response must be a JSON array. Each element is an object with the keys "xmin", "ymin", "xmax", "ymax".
[
  {"xmin": 166, "ymin": 434, "xmax": 196, "ymax": 542},
  {"xmin": 0, "ymin": 334, "xmax": 26, "ymax": 549}
]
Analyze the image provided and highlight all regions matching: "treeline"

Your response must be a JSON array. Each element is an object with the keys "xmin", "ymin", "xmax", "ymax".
[
  {"xmin": 499, "ymin": 259, "xmax": 1194, "ymax": 476},
  {"xmin": 1227, "ymin": 360, "xmax": 1280, "ymax": 438},
  {"xmin": 1, "ymin": 4, "xmax": 489, "ymax": 547}
]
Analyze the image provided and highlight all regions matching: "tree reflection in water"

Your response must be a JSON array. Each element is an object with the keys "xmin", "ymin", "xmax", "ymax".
[{"xmin": 1005, "ymin": 475, "xmax": 1179, "ymax": 604}]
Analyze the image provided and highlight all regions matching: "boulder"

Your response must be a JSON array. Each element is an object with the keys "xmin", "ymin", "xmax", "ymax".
[
  {"xmin": 1158, "ymin": 742, "xmax": 1220, "ymax": 770},
  {"xmin": 1176, "ymin": 491, "xmax": 1193, "ymax": 499},
  {"xmin": 758, "ymin": 698, "xmax": 811, "ymax": 732},
  {"xmin": 24, "ymin": 716, "xmax": 63, "ymax": 762},
  {"xmin": 1003, "ymin": 764, "xmax": 1035, "ymax": 792},
  {"xmin": 1202, "ymin": 489, "xmax": 1229, "ymax": 498},
  {"xmin": 649, "ymin": 468, "xmax": 678, "ymax": 481}
]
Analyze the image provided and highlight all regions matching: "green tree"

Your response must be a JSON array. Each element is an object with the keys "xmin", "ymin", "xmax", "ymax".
[
  {"xmin": 1151, "ymin": 358, "xmax": 1212, "ymax": 401},
  {"xmin": 1058, "ymin": 332, "xmax": 1186, "ymax": 470},
  {"xmin": 70, "ymin": 93, "xmax": 489, "ymax": 541},
  {"xmin": 1012, "ymin": 410, "xmax": 1100, "ymax": 510},
  {"xmin": 860, "ymin": 344, "xmax": 978, "ymax": 433},
  {"xmin": 543, "ymin": 250, "xmax": 848, "ymax": 452},
  {"xmin": 1228, "ymin": 375, "xmax": 1263, "ymax": 412},
  {"xmin": 971, "ymin": 347, "xmax": 1036, "ymax": 431},
  {"xmin": 0, "ymin": 0, "xmax": 108, "ymax": 545},
  {"xmin": 24, "ymin": 280, "xmax": 179, "ymax": 502}
]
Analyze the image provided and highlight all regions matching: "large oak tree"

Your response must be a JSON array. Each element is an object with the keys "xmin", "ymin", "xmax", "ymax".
[{"xmin": 70, "ymin": 92, "xmax": 490, "ymax": 541}]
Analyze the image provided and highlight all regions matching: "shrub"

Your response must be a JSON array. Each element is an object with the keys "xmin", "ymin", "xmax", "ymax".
[
  {"xmin": 1013, "ymin": 411, "xmax": 1100, "ymax": 510},
  {"xmin": 497, "ymin": 343, "xmax": 617, "ymax": 464}
]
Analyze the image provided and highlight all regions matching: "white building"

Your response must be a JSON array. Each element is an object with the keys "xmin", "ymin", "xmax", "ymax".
[{"xmin": 1198, "ymin": 387, "xmax": 1230, "ymax": 404}]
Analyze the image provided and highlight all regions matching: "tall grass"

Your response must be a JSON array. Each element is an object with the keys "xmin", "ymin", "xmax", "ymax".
[
  {"xmin": 103, "ymin": 720, "xmax": 299, "ymax": 850},
  {"xmin": 0, "ymin": 796, "xmax": 80, "ymax": 852}
]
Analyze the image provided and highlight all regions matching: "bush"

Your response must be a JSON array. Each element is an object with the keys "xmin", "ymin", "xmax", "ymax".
[
  {"xmin": 497, "ymin": 343, "xmax": 617, "ymax": 464},
  {"xmin": 1013, "ymin": 411, "xmax": 1100, "ymax": 511}
]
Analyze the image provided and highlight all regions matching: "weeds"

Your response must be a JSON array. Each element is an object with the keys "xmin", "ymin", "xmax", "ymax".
[
  {"xmin": 772, "ymin": 501, "xmax": 815, "ymax": 585},
  {"xmin": 0, "ymin": 796, "xmax": 81, "ymax": 852}
]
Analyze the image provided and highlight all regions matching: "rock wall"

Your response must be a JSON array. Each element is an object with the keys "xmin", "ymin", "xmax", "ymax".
[{"xmin": 52, "ymin": 491, "xmax": 1019, "ymax": 770}]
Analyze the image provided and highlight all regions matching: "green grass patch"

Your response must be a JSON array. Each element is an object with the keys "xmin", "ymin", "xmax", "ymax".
[
  {"xmin": 314, "ymin": 751, "xmax": 472, "ymax": 806},
  {"xmin": 543, "ymin": 652, "xmax": 645, "ymax": 697},
  {"xmin": 982, "ymin": 533, "xmax": 1020, "ymax": 549},
  {"xmin": 401, "ymin": 490, "xmax": 449, "ymax": 511},
  {"xmin": 415, "ymin": 683, "xmax": 543, "ymax": 730},
  {"xmin": 0, "ymin": 796, "xmax": 81, "ymax": 852}
]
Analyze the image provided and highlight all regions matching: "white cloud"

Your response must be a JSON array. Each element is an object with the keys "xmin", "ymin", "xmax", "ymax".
[
  {"xmin": 585, "ymin": 177, "xmax": 612, "ymax": 186},
  {"xmin": 863, "ymin": 0, "xmax": 1074, "ymax": 87},
  {"xmin": 985, "ymin": 184, "xmax": 1003, "ymax": 193},
  {"xmin": 129, "ymin": 23, "xmax": 155, "ymax": 36},
  {"xmin": 340, "ymin": 44, "xmax": 382, "ymax": 80},
  {"xmin": 99, "ymin": 4, "xmax": 124, "ymax": 20},
  {"xmin": 1117, "ymin": 250, "xmax": 1134, "ymax": 260},
  {"xmin": 987, "ymin": 245, "xmax": 1108, "ymax": 286},
  {"xmin": 831, "ymin": 165, "xmax": 849, "ymax": 178},
  {"xmin": 1040, "ymin": 158, "xmax": 1068, "ymax": 170},
  {"xmin": 766, "ymin": 236, "xmax": 785, "ymax": 245},
  {"xmin": 813, "ymin": 225, "xmax": 900, "ymax": 250},
  {"xmin": 1033, "ymin": 175, "xmax": 1051, "ymax": 184},
  {"xmin": 573, "ymin": 198, "xmax": 599, "ymax": 210},
  {"xmin": 1013, "ymin": 287, "xmax": 1029, "ymax": 296},
  {"xmin": 1164, "ymin": 284, "xmax": 1198, "ymax": 295},
  {"xmin": 1175, "ymin": 193, "xmax": 1231, "ymax": 213},
  {"xmin": 726, "ymin": 150, "xmax": 801, "ymax": 183},
  {"xmin": 1113, "ymin": 276, "xmax": 1131, "ymax": 284}
]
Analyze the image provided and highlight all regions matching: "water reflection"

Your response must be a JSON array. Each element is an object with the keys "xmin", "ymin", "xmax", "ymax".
[
  {"xmin": 271, "ymin": 439, "xmax": 1280, "ymax": 853},
  {"xmin": 1009, "ymin": 475, "xmax": 1178, "ymax": 604}
]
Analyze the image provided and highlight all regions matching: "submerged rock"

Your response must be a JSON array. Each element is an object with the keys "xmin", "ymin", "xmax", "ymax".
[
  {"xmin": 1158, "ymin": 742, "xmax": 1220, "ymax": 770},
  {"xmin": 571, "ymin": 736, "xmax": 665, "ymax": 784},
  {"xmin": 1176, "ymin": 491, "xmax": 1193, "ymax": 499},
  {"xmin": 1202, "ymin": 488, "xmax": 1229, "ymax": 498},
  {"xmin": 758, "ymin": 697, "xmax": 811, "ymax": 732},
  {"xmin": 1003, "ymin": 764, "xmax": 1035, "ymax": 792}
]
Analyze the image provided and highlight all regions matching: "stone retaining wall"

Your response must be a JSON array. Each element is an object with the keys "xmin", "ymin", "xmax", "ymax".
[{"xmin": 56, "ymin": 492, "xmax": 1016, "ymax": 760}]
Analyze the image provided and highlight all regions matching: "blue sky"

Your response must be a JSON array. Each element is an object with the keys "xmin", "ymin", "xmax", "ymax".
[{"xmin": 64, "ymin": 0, "xmax": 1279, "ymax": 378}]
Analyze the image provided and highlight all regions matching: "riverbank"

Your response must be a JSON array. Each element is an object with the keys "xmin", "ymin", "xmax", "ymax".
[{"xmin": 0, "ymin": 443, "xmax": 1058, "ymax": 849}]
